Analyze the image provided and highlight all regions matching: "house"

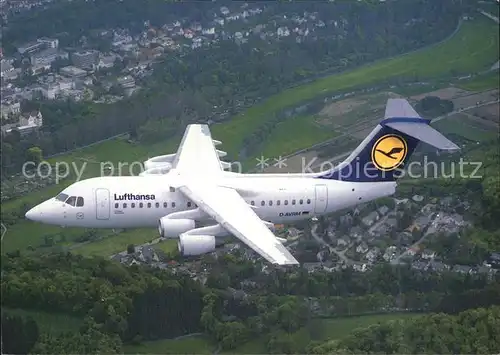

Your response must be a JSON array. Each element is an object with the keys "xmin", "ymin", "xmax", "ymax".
[
  {"xmin": 356, "ymin": 242, "xmax": 368, "ymax": 254},
  {"xmin": 377, "ymin": 205, "xmax": 390, "ymax": 216},
  {"xmin": 214, "ymin": 18, "xmax": 224, "ymax": 26},
  {"xmin": 362, "ymin": 211, "xmax": 379, "ymax": 227},
  {"xmin": 139, "ymin": 245, "xmax": 159, "ymax": 263},
  {"xmin": 398, "ymin": 232, "xmax": 413, "ymax": 246},
  {"xmin": 414, "ymin": 215, "xmax": 432, "ymax": 231},
  {"xmin": 488, "ymin": 252, "xmax": 500, "ymax": 267},
  {"xmin": 277, "ymin": 26, "xmax": 290, "ymax": 37},
  {"xmin": 385, "ymin": 218, "xmax": 398, "ymax": 230},
  {"xmin": 183, "ymin": 30, "xmax": 194, "ymax": 39},
  {"xmin": 429, "ymin": 261, "xmax": 448, "ymax": 272},
  {"xmin": 336, "ymin": 238, "xmax": 348, "ymax": 248},
  {"xmin": 191, "ymin": 23, "xmax": 202, "ymax": 32},
  {"xmin": 453, "ymin": 265, "xmax": 472, "ymax": 274},
  {"xmin": 383, "ymin": 246, "xmax": 398, "ymax": 261},
  {"xmin": 352, "ymin": 263, "xmax": 367, "ymax": 272},
  {"xmin": 365, "ymin": 247, "xmax": 380, "ymax": 262},
  {"xmin": 202, "ymin": 27, "xmax": 215, "ymax": 35},
  {"xmin": 406, "ymin": 247, "xmax": 418, "ymax": 257},
  {"xmin": 422, "ymin": 203, "xmax": 436, "ymax": 214},
  {"xmin": 421, "ymin": 249, "xmax": 435, "ymax": 260},
  {"xmin": 227, "ymin": 14, "xmax": 241, "ymax": 21},
  {"xmin": 3, "ymin": 111, "xmax": 43, "ymax": 136}
]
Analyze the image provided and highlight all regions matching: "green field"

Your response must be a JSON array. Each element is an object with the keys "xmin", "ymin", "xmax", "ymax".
[
  {"xmin": 2, "ymin": 307, "xmax": 83, "ymax": 335},
  {"xmin": 72, "ymin": 229, "xmax": 159, "ymax": 257},
  {"xmin": 123, "ymin": 336, "xmax": 214, "ymax": 354},
  {"xmin": 458, "ymin": 71, "xmax": 500, "ymax": 91},
  {"xmin": 256, "ymin": 115, "xmax": 337, "ymax": 159},
  {"xmin": 226, "ymin": 313, "xmax": 424, "ymax": 354},
  {"xmin": 212, "ymin": 17, "xmax": 499, "ymax": 153}
]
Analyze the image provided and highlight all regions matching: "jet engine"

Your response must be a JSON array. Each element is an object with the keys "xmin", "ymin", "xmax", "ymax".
[
  {"xmin": 158, "ymin": 217, "xmax": 195, "ymax": 238},
  {"xmin": 178, "ymin": 234, "xmax": 216, "ymax": 256},
  {"xmin": 143, "ymin": 154, "xmax": 176, "ymax": 171}
]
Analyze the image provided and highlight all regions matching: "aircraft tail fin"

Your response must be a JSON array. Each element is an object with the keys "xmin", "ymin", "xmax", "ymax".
[{"xmin": 315, "ymin": 99, "xmax": 459, "ymax": 182}]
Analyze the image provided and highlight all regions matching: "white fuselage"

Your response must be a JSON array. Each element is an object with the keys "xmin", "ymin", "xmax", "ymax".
[{"xmin": 27, "ymin": 173, "xmax": 396, "ymax": 229}]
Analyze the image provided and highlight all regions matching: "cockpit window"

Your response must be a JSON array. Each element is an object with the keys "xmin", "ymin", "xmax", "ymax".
[
  {"xmin": 56, "ymin": 193, "xmax": 69, "ymax": 202},
  {"xmin": 65, "ymin": 196, "xmax": 77, "ymax": 206},
  {"xmin": 76, "ymin": 197, "xmax": 84, "ymax": 207}
]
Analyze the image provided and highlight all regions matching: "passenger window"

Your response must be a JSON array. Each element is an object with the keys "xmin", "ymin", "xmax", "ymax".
[
  {"xmin": 261, "ymin": 201, "xmax": 265, "ymax": 206},
  {"xmin": 187, "ymin": 202, "xmax": 192, "ymax": 207},
  {"xmin": 269, "ymin": 200, "xmax": 273, "ymax": 206},
  {"xmin": 131, "ymin": 203, "xmax": 136, "ymax": 208},
  {"xmin": 56, "ymin": 193, "xmax": 69, "ymax": 202},
  {"xmin": 76, "ymin": 197, "xmax": 84, "ymax": 207},
  {"xmin": 307, "ymin": 199, "xmax": 311, "ymax": 204},
  {"xmin": 163, "ymin": 202, "xmax": 168, "ymax": 208},
  {"xmin": 299, "ymin": 199, "xmax": 303, "ymax": 205},
  {"xmin": 284, "ymin": 200, "xmax": 288, "ymax": 205},
  {"xmin": 115, "ymin": 203, "xmax": 119, "ymax": 208},
  {"xmin": 65, "ymin": 196, "xmax": 77, "ymax": 206},
  {"xmin": 292, "ymin": 199, "xmax": 296, "ymax": 205},
  {"xmin": 139, "ymin": 203, "xmax": 144, "ymax": 208},
  {"xmin": 123, "ymin": 203, "xmax": 127, "ymax": 208},
  {"xmin": 277, "ymin": 200, "xmax": 281, "ymax": 205},
  {"xmin": 251, "ymin": 201, "xmax": 255, "ymax": 206},
  {"xmin": 155, "ymin": 202, "xmax": 160, "ymax": 208},
  {"xmin": 147, "ymin": 203, "xmax": 151, "ymax": 208},
  {"xmin": 172, "ymin": 202, "xmax": 176, "ymax": 208}
]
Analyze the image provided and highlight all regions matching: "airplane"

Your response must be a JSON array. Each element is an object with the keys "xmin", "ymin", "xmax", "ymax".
[{"xmin": 25, "ymin": 99, "xmax": 459, "ymax": 265}]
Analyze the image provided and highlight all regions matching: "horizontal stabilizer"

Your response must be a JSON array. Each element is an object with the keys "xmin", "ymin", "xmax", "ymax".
[
  {"xmin": 383, "ymin": 121, "xmax": 460, "ymax": 151},
  {"xmin": 383, "ymin": 99, "xmax": 459, "ymax": 151}
]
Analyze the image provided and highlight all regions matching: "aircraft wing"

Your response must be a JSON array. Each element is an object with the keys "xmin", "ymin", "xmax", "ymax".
[
  {"xmin": 171, "ymin": 124, "xmax": 224, "ymax": 174},
  {"xmin": 178, "ymin": 183, "xmax": 300, "ymax": 265}
]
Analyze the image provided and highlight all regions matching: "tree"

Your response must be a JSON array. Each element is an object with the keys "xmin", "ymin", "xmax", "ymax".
[
  {"xmin": 26, "ymin": 146, "xmax": 43, "ymax": 165},
  {"xmin": 1, "ymin": 313, "xmax": 39, "ymax": 354},
  {"xmin": 126, "ymin": 244, "xmax": 135, "ymax": 254}
]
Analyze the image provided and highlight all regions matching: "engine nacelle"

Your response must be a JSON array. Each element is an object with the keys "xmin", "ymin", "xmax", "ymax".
[
  {"xmin": 178, "ymin": 234, "xmax": 216, "ymax": 256},
  {"xmin": 158, "ymin": 217, "xmax": 195, "ymax": 238},
  {"xmin": 144, "ymin": 154, "xmax": 176, "ymax": 171}
]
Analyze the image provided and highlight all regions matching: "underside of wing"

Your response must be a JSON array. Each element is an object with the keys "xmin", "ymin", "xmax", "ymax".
[
  {"xmin": 171, "ymin": 124, "xmax": 225, "ymax": 174},
  {"xmin": 178, "ymin": 183, "xmax": 299, "ymax": 265}
]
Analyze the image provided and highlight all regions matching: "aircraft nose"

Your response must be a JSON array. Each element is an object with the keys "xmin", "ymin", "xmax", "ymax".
[{"xmin": 25, "ymin": 206, "xmax": 39, "ymax": 221}]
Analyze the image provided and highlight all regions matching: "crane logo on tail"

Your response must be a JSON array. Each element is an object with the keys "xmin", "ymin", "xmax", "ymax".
[{"xmin": 371, "ymin": 134, "xmax": 407, "ymax": 171}]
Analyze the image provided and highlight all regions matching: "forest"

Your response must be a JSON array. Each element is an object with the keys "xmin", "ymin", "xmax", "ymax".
[
  {"xmin": 0, "ymin": 0, "xmax": 470, "ymax": 172},
  {"xmin": 1, "ymin": 249, "xmax": 500, "ymax": 353}
]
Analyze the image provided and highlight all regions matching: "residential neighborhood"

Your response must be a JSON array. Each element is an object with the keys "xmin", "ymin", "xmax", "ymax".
[
  {"xmin": 1, "ymin": 2, "xmax": 347, "ymax": 134},
  {"xmin": 110, "ymin": 193, "xmax": 499, "ymax": 288}
]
